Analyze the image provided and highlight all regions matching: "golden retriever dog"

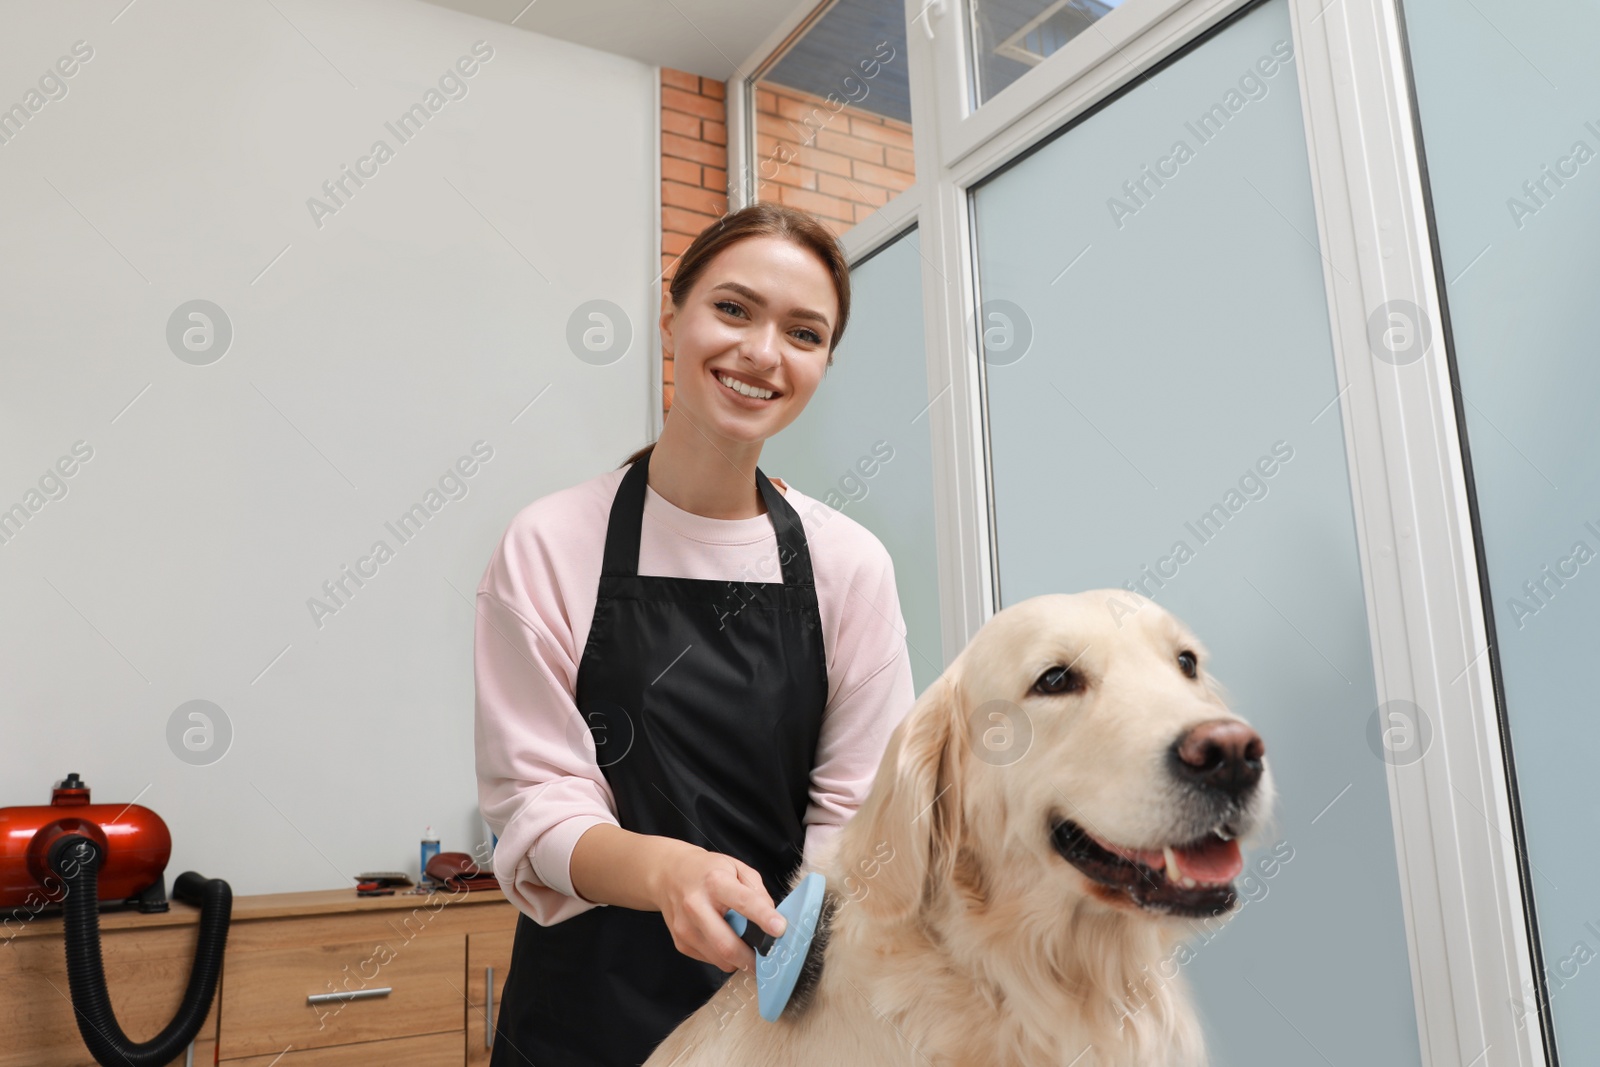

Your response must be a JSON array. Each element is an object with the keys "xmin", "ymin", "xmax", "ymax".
[{"xmin": 645, "ymin": 590, "xmax": 1274, "ymax": 1067}]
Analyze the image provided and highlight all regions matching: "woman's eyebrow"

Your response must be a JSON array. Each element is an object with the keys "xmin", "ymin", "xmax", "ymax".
[{"xmin": 709, "ymin": 281, "xmax": 830, "ymax": 327}]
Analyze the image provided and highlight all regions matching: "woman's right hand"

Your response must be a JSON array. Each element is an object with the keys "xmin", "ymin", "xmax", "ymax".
[{"xmin": 648, "ymin": 839, "xmax": 788, "ymax": 974}]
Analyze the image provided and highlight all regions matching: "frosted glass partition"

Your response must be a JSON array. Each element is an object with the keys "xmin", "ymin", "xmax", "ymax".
[
  {"xmin": 1402, "ymin": 0, "xmax": 1600, "ymax": 1054},
  {"xmin": 760, "ymin": 228, "xmax": 943, "ymax": 695},
  {"xmin": 969, "ymin": 1, "xmax": 1422, "ymax": 1063}
]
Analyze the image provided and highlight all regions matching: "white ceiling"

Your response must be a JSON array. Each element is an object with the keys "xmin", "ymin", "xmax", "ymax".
[{"xmin": 421, "ymin": 0, "xmax": 808, "ymax": 80}]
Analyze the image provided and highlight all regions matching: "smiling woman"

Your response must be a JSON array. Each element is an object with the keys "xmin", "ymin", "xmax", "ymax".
[{"xmin": 476, "ymin": 200, "xmax": 918, "ymax": 1067}]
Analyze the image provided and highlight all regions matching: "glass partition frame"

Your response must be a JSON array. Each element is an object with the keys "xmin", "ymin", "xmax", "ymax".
[{"xmin": 724, "ymin": 0, "xmax": 1550, "ymax": 1061}]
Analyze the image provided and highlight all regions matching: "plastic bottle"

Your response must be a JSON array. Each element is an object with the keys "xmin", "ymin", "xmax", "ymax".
[{"xmin": 421, "ymin": 826, "xmax": 440, "ymax": 884}]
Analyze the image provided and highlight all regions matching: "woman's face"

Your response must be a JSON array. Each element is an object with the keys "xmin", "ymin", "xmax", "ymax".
[{"xmin": 660, "ymin": 235, "xmax": 838, "ymax": 449}]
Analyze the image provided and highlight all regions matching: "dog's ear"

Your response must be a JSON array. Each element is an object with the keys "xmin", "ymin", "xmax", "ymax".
[{"xmin": 845, "ymin": 672, "xmax": 968, "ymax": 924}]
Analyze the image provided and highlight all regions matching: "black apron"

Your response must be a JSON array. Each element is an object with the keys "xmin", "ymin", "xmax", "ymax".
[{"xmin": 490, "ymin": 453, "xmax": 830, "ymax": 1067}]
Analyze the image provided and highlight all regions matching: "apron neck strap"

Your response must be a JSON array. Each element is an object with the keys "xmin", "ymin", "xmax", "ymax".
[{"xmin": 601, "ymin": 451, "xmax": 816, "ymax": 587}]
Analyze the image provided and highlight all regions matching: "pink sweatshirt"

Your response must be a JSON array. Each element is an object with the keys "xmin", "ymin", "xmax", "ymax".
[{"xmin": 474, "ymin": 461, "xmax": 917, "ymax": 926}]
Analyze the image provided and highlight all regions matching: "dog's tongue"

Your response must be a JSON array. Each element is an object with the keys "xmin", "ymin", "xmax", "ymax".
[{"xmin": 1173, "ymin": 838, "xmax": 1243, "ymax": 884}]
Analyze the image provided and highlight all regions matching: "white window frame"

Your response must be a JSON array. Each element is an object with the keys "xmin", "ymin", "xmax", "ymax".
[
  {"xmin": 726, "ymin": 1, "xmax": 1545, "ymax": 1062},
  {"xmin": 1286, "ymin": 2, "xmax": 1545, "ymax": 1063},
  {"xmin": 927, "ymin": 0, "xmax": 1257, "ymax": 170}
]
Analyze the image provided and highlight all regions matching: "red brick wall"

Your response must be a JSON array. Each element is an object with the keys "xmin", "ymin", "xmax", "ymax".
[
  {"xmin": 753, "ymin": 82, "xmax": 914, "ymax": 238},
  {"xmin": 660, "ymin": 68, "xmax": 728, "ymax": 417}
]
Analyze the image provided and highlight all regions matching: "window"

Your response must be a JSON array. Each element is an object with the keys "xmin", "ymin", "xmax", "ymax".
[
  {"xmin": 968, "ymin": 0, "xmax": 1128, "ymax": 105},
  {"xmin": 747, "ymin": 0, "xmax": 916, "ymax": 239}
]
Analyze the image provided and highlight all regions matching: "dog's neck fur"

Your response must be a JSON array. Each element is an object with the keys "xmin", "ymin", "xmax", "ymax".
[
  {"xmin": 809, "ymin": 842, "xmax": 1207, "ymax": 1067},
  {"xmin": 643, "ymin": 825, "xmax": 1208, "ymax": 1066}
]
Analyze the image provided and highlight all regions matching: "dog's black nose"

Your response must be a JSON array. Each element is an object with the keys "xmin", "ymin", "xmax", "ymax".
[{"xmin": 1171, "ymin": 719, "xmax": 1265, "ymax": 797}]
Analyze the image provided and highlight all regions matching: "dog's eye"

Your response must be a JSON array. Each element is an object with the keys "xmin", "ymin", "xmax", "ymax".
[
  {"xmin": 1177, "ymin": 650, "xmax": 1198, "ymax": 679},
  {"xmin": 1032, "ymin": 665, "xmax": 1084, "ymax": 696}
]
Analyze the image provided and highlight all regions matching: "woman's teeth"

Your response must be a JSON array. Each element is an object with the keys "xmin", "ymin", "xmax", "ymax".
[{"xmin": 717, "ymin": 372, "xmax": 775, "ymax": 400}]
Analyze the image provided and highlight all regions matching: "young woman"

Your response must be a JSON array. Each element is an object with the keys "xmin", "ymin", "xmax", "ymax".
[{"xmin": 475, "ymin": 202, "xmax": 916, "ymax": 1066}]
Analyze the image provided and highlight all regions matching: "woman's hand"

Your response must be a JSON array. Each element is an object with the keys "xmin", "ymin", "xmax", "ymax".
[{"xmin": 648, "ymin": 839, "xmax": 787, "ymax": 974}]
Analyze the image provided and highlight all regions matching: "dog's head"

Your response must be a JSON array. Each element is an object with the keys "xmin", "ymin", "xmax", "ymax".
[{"xmin": 844, "ymin": 590, "xmax": 1273, "ymax": 926}]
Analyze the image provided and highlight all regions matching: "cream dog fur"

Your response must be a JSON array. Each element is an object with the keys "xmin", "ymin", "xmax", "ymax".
[{"xmin": 645, "ymin": 590, "xmax": 1274, "ymax": 1067}]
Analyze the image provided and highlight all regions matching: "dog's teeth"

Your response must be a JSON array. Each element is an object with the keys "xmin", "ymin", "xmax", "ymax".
[
  {"xmin": 1215, "ymin": 826, "xmax": 1234, "ymax": 842},
  {"xmin": 1163, "ymin": 845, "xmax": 1180, "ymax": 884},
  {"xmin": 1181, "ymin": 876, "xmax": 1197, "ymax": 889}
]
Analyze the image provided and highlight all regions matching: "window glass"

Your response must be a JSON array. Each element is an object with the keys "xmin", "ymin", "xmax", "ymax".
[
  {"xmin": 1402, "ymin": 0, "xmax": 1600, "ymax": 1053},
  {"xmin": 750, "ymin": 0, "xmax": 915, "ymax": 239},
  {"xmin": 969, "ymin": 0, "xmax": 1129, "ymax": 106},
  {"xmin": 970, "ymin": 2, "xmax": 1422, "ymax": 1062}
]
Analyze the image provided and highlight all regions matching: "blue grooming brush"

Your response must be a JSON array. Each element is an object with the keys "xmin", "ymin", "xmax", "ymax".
[{"xmin": 723, "ymin": 871, "xmax": 828, "ymax": 1022}]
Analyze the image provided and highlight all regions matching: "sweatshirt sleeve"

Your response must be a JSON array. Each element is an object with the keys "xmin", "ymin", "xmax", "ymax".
[
  {"xmin": 475, "ymin": 554, "xmax": 620, "ymax": 925},
  {"xmin": 801, "ymin": 543, "xmax": 917, "ymax": 872}
]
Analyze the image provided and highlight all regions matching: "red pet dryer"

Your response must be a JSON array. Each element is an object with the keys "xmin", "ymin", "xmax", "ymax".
[{"xmin": 0, "ymin": 772, "xmax": 232, "ymax": 1067}]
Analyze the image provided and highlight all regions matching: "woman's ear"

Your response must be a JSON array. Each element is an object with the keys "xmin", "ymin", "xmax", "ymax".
[
  {"xmin": 842, "ymin": 672, "xmax": 968, "ymax": 925},
  {"xmin": 659, "ymin": 291, "xmax": 676, "ymax": 356}
]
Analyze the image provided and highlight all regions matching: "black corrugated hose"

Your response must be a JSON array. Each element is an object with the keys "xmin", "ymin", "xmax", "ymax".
[{"xmin": 48, "ymin": 834, "xmax": 232, "ymax": 1067}]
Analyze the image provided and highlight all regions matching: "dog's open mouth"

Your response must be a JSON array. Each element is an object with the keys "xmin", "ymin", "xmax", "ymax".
[{"xmin": 1050, "ymin": 819, "xmax": 1242, "ymax": 917}]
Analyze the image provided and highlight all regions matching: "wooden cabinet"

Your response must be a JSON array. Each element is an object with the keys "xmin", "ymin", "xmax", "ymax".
[
  {"xmin": 0, "ymin": 918, "xmax": 219, "ymax": 1067},
  {"xmin": 219, "ymin": 1033, "xmax": 462, "ymax": 1066},
  {"xmin": 2, "ymin": 886, "xmax": 517, "ymax": 1067}
]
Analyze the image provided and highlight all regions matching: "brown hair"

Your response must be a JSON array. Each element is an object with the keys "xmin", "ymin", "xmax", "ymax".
[{"xmin": 620, "ymin": 202, "xmax": 851, "ymax": 469}]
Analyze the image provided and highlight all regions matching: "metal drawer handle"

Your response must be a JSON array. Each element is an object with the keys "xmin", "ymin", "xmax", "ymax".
[
  {"xmin": 485, "ymin": 967, "xmax": 494, "ymax": 1049},
  {"xmin": 307, "ymin": 987, "xmax": 393, "ymax": 1005}
]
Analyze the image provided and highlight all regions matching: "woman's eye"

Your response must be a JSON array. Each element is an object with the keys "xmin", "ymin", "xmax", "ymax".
[
  {"xmin": 1177, "ymin": 651, "xmax": 1198, "ymax": 679},
  {"xmin": 714, "ymin": 298, "xmax": 822, "ymax": 346},
  {"xmin": 1032, "ymin": 665, "xmax": 1083, "ymax": 695}
]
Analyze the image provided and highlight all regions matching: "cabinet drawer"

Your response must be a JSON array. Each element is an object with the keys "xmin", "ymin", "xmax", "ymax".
[
  {"xmin": 221, "ymin": 1030, "xmax": 461, "ymax": 1066},
  {"xmin": 219, "ymin": 910, "xmax": 466, "ymax": 1058}
]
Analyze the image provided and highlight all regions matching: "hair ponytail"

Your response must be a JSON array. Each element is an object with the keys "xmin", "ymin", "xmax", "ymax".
[{"xmin": 618, "ymin": 440, "xmax": 655, "ymax": 469}]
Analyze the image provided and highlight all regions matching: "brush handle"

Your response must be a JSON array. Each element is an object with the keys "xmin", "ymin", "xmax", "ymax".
[{"xmin": 723, "ymin": 909, "xmax": 776, "ymax": 956}]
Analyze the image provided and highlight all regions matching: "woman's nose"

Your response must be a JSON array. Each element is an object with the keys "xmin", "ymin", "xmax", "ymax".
[{"xmin": 744, "ymin": 325, "xmax": 784, "ymax": 366}]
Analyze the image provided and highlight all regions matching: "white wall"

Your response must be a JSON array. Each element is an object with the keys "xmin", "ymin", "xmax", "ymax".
[{"xmin": 0, "ymin": 0, "xmax": 657, "ymax": 895}]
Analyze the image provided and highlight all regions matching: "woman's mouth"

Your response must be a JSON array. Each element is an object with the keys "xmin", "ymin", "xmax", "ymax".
[{"xmin": 712, "ymin": 369, "xmax": 780, "ymax": 406}]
